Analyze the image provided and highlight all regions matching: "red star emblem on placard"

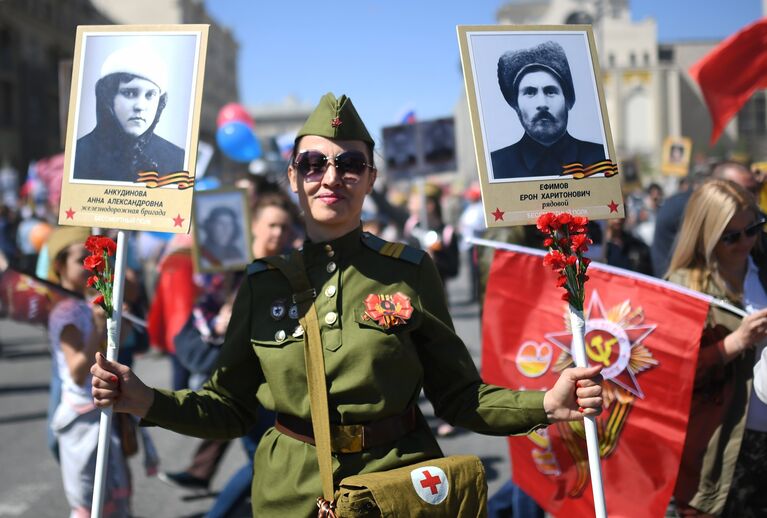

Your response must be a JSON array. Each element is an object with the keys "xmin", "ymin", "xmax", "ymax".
[
  {"xmin": 491, "ymin": 208, "xmax": 505, "ymax": 221},
  {"xmin": 172, "ymin": 214, "xmax": 185, "ymax": 227},
  {"xmin": 608, "ymin": 200, "xmax": 620, "ymax": 213},
  {"xmin": 331, "ymin": 117, "xmax": 342, "ymax": 128},
  {"xmin": 65, "ymin": 207, "xmax": 75, "ymax": 219}
]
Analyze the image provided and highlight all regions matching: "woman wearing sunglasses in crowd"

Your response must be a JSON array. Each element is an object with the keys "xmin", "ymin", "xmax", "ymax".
[
  {"xmin": 666, "ymin": 179, "xmax": 767, "ymax": 517},
  {"xmin": 90, "ymin": 93, "xmax": 602, "ymax": 516}
]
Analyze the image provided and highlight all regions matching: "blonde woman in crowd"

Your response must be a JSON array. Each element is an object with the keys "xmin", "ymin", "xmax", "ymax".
[{"xmin": 667, "ymin": 179, "xmax": 767, "ymax": 517}]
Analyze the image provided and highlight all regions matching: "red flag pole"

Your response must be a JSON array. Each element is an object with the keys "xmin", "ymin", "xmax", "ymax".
[
  {"xmin": 91, "ymin": 230, "xmax": 128, "ymax": 518},
  {"xmin": 569, "ymin": 306, "xmax": 607, "ymax": 518}
]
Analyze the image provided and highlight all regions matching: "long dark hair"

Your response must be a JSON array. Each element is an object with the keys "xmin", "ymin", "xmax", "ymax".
[{"xmin": 92, "ymin": 72, "xmax": 169, "ymax": 171}]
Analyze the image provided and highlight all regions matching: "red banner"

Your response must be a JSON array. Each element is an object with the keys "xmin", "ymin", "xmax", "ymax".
[
  {"xmin": 0, "ymin": 269, "xmax": 74, "ymax": 325},
  {"xmin": 689, "ymin": 18, "xmax": 767, "ymax": 145},
  {"xmin": 482, "ymin": 249, "xmax": 711, "ymax": 518}
]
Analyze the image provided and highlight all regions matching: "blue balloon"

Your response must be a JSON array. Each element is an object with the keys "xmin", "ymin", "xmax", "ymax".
[
  {"xmin": 195, "ymin": 176, "xmax": 221, "ymax": 191},
  {"xmin": 216, "ymin": 121, "xmax": 262, "ymax": 162}
]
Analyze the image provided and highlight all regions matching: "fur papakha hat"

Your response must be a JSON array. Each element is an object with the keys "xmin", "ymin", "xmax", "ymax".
[{"xmin": 497, "ymin": 41, "xmax": 575, "ymax": 111}]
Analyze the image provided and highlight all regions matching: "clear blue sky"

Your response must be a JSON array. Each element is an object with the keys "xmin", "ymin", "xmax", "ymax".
[{"xmin": 205, "ymin": 0, "xmax": 763, "ymax": 145}]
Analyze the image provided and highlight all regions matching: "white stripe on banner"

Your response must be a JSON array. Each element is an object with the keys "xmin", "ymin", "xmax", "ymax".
[{"xmin": 467, "ymin": 236, "xmax": 748, "ymax": 318}]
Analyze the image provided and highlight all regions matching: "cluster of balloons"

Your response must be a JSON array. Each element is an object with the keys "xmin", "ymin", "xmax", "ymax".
[{"xmin": 216, "ymin": 103, "xmax": 262, "ymax": 162}]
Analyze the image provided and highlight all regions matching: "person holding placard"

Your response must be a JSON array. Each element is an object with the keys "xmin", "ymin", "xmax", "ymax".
[{"xmin": 90, "ymin": 92, "xmax": 602, "ymax": 516}]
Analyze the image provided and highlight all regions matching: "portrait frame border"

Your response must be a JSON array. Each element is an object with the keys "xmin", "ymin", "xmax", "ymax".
[
  {"xmin": 58, "ymin": 24, "xmax": 209, "ymax": 234},
  {"xmin": 191, "ymin": 187, "xmax": 254, "ymax": 275},
  {"xmin": 457, "ymin": 24, "xmax": 624, "ymax": 227},
  {"xmin": 660, "ymin": 136, "xmax": 692, "ymax": 177}
]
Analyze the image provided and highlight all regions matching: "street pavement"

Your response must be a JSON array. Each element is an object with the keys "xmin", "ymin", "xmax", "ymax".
[{"xmin": 0, "ymin": 261, "xmax": 514, "ymax": 517}]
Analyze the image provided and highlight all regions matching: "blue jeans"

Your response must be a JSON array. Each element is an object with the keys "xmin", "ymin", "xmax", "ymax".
[
  {"xmin": 205, "ymin": 408, "xmax": 276, "ymax": 518},
  {"xmin": 487, "ymin": 479, "xmax": 544, "ymax": 518}
]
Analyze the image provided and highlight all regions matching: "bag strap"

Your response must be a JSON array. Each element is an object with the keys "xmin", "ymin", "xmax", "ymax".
[{"xmin": 261, "ymin": 252, "xmax": 336, "ymax": 503}]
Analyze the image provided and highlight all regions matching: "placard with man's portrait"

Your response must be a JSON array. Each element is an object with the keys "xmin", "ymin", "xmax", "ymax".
[
  {"xmin": 457, "ymin": 25, "xmax": 623, "ymax": 227},
  {"xmin": 192, "ymin": 188, "xmax": 253, "ymax": 274},
  {"xmin": 58, "ymin": 25, "xmax": 208, "ymax": 233}
]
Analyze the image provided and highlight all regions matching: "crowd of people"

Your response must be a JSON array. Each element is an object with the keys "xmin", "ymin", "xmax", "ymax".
[{"xmin": 1, "ymin": 93, "xmax": 767, "ymax": 516}]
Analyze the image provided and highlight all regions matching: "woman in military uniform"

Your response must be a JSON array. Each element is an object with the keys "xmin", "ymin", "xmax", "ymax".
[{"xmin": 92, "ymin": 93, "xmax": 602, "ymax": 516}]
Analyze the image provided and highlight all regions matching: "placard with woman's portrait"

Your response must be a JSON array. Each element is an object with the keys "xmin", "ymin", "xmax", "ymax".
[
  {"xmin": 58, "ymin": 25, "xmax": 208, "ymax": 233},
  {"xmin": 192, "ymin": 188, "xmax": 253, "ymax": 274}
]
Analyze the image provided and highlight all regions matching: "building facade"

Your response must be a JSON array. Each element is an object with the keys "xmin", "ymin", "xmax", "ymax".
[{"xmin": 0, "ymin": 0, "xmax": 111, "ymax": 173}]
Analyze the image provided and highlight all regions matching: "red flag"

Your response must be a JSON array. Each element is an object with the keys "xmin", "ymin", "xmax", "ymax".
[
  {"xmin": 482, "ymin": 249, "xmax": 711, "ymax": 518},
  {"xmin": 689, "ymin": 18, "xmax": 767, "ymax": 145}
]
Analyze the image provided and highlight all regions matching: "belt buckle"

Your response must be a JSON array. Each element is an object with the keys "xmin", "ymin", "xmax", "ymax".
[{"xmin": 334, "ymin": 424, "xmax": 364, "ymax": 453}]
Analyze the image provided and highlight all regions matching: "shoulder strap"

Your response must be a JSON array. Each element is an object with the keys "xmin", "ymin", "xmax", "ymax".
[{"xmin": 260, "ymin": 252, "xmax": 335, "ymax": 503}]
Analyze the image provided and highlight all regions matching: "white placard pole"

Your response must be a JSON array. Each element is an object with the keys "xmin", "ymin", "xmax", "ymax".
[{"xmin": 91, "ymin": 230, "xmax": 128, "ymax": 518}]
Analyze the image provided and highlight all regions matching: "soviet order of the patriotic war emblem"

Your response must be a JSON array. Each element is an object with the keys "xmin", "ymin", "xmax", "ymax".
[
  {"xmin": 362, "ymin": 292, "xmax": 413, "ymax": 329},
  {"xmin": 515, "ymin": 291, "xmax": 658, "ymax": 496}
]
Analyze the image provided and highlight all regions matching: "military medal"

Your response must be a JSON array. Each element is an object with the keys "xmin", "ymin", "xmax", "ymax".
[
  {"xmin": 362, "ymin": 292, "xmax": 413, "ymax": 329},
  {"xmin": 271, "ymin": 300, "xmax": 286, "ymax": 320},
  {"xmin": 288, "ymin": 304, "xmax": 299, "ymax": 320}
]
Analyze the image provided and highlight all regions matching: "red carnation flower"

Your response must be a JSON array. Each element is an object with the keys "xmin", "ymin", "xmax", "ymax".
[
  {"xmin": 536, "ymin": 212, "xmax": 557, "ymax": 232},
  {"xmin": 83, "ymin": 254, "xmax": 105, "ymax": 272},
  {"xmin": 86, "ymin": 275, "xmax": 99, "ymax": 288},
  {"xmin": 543, "ymin": 250, "xmax": 567, "ymax": 270},
  {"xmin": 536, "ymin": 211, "xmax": 592, "ymax": 311},
  {"xmin": 571, "ymin": 233, "xmax": 592, "ymax": 253},
  {"xmin": 92, "ymin": 294, "xmax": 105, "ymax": 306},
  {"xmin": 85, "ymin": 235, "xmax": 117, "ymax": 256}
]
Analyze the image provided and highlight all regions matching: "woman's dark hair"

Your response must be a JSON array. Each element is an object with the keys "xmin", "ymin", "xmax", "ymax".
[
  {"xmin": 203, "ymin": 206, "xmax": 240, "ymax": 244},
  {"xmin": 93, "ymin": 72, "xmax": 169, "ymax": 171}
]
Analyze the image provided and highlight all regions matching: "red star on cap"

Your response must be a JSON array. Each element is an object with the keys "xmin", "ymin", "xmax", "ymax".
[
  {"xmin": 173, "ymin": 214, "xmax": 185, "ymax": 227},
  {"xmin": 331, "ymin": 117, "xmax": 342, "ymax": 128},
  {"xmin": 65, "ymin": 207, "xmax": 75, "ymax": 219},
  {"xmin": 607, "ymin": 200, "xmax": 620, "ymax": 213},
  {"xmin": 491, "ymin": 208, "xmax": 505, "ymax": 221}
]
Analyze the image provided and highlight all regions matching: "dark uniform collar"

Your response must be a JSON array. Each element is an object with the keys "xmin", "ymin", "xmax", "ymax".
[
  {"xmin": 301, "ymin": 225, "xmax": 363, "ymax": 264},
  {"xmin": 520, "ymin": 132, "xmax": 577, "ymax": 172}
]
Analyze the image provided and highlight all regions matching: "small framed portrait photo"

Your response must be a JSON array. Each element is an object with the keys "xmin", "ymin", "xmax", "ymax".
[
  {"xmin": 458, "ymin": 25, "xmax": 624, "ymax": 227},
  {"xmin": 59, "ymin": 25, "xmax": 208, "ymax": 233},
  {"xmin": 660, "ymin": 136, "xmax": 692, "ymax": 176},
  {"xmin": 192, "ymin": 188, "xmax": 253, "ymax": 274}
]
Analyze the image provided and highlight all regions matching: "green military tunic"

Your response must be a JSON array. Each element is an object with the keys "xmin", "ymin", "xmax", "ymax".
[{"xmin": 145, "ymin": 226, "xmax": 548, "ymax": 516}]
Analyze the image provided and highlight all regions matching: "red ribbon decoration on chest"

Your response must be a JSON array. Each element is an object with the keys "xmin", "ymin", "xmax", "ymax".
[{"xmin": 363, "ymin": 292, "xmax": 413, "ymax": 328}]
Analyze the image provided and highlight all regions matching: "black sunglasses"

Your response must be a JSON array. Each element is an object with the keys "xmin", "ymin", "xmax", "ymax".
[
  {"xmin": 293, "ymin": 150, "xmax": 374, "ymax": 184},
  {"xmin": 720, "ymin": 218, "xmax": 766, "ymax": 245}
]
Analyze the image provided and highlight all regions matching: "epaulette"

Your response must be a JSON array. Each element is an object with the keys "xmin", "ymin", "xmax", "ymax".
[
  {"xmin": 361, "ymin": 232, "xmax": 424, "ymax": 265},
  {"xmin": 246, "ymin": 260, "xmax": 274, "ymax": 276}
]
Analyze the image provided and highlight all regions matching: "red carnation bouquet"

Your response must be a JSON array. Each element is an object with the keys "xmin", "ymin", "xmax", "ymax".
[
  {"xmin": 83, "ymin": 235, "xmax": 117, "ymax": 318},
  {"xmin": 536, "ymin": 212, "xmax": 592, "ymax": 311}
]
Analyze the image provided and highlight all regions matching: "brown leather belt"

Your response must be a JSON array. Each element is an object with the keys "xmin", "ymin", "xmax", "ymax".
[{"xmin": 275, "ymin": 406, "xmax": 417, "ymax": 454}]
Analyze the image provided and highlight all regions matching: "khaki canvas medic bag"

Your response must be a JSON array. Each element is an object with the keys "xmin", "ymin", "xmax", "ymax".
[{"xmin": 263, "ymin": 253, "xmax": 488, "ymax": 518}]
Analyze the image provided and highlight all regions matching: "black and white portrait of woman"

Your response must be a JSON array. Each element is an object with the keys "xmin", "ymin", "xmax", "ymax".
[
  {"xmin": 193, "ymin": 189, "xmax": 252, "ymax": 272},
  {"xmin": 70, "ymin": 33, "xmax": 199, "ymax": 184}
]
